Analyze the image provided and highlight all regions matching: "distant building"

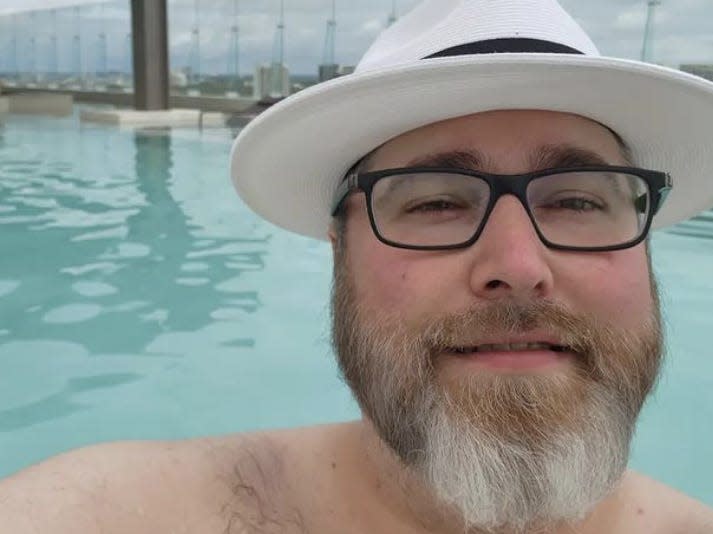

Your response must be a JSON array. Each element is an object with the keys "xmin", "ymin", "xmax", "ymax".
[
  {"xmin": 318, "ymin": 64, "xmax": 356, "ymax": 83},
  {"xmin": 170, "ymin": 70, "xmax": 188, "ymax": 88},
  {"xmin": 680, "ymin": 64, "xmax": 713, "ymax": 82},
  {"xmin": 318, "ymin": 63, "xmax": 339, "ymax": 82},
  {"xmin": 338, "ymin": 65, "xmax": 356, "ymax": 76},
  {"xmin": 254, "ymin": 63, "xmax": 290, "ymax": 100}
]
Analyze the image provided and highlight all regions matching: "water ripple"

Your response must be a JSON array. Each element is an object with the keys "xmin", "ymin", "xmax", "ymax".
[
  {"xmin": 0, "ymin": 280, "xmax": 20, "ymax": 297},
  {"xmin": 42, "ymin": 303, "xmax": 103, "ymax": 324},
  {"xmin": 0, "ymin": 373, "xmax": 142, "ymax": 432}
]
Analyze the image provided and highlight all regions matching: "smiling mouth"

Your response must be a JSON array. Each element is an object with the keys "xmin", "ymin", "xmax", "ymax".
[
  {"xmin": 448, "ymin": 342, "xmax": 571, "ymax": 355},
  {"xmin": 441, "ymin": 342, "xmax": 575, "ymax": 371}
]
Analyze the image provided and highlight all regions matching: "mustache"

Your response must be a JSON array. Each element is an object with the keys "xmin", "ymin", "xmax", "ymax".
[
  {"xmin": 412, "ymin": 297, "xmax": 662, "ymax": 399},
  {"xmin": 415, "ymin": 299, "xmax": 603, "ymax": 368}
]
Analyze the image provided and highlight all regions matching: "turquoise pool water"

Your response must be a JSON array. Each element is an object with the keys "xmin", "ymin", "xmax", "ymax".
[{"xmin": 0, "ymin": 112, "xmax": 711, "ymax": 505}]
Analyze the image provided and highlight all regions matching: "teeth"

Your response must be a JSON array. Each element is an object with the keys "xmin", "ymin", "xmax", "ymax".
[
  {"xmin": 450, "ymin": 343, "xmax": 568, "ymax": 355},
  {"xmin": 477, "ymin": 342, "xmax": 553, "ymax": 352}
]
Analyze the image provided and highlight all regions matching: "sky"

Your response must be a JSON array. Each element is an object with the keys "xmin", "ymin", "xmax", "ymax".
[{"xmin": 0, "ymin": 0, "xmax": 711, "ymax": 76}]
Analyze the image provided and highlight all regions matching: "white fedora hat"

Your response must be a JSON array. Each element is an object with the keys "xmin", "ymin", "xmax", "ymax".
[{"xmin": 230, "ymin": 0, "xmax": 713, "ymax": 240}]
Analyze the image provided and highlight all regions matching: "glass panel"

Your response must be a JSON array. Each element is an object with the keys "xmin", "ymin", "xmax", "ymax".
[
  {"xmin": 165, "ymin": 0, "xmax": 422, "ymax": 100},
  {"xmin": 0, "ymin": 1, "xmax": 710, "ymax": 103},
  {"xmin": 168, "ymin": 0, "xmax": 252, "ymax": 98},
  {"xmin": 0, "ymin": 2, "xmax": 132, "ymax": 93}
]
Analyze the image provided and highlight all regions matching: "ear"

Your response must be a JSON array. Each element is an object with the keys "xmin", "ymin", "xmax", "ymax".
[{"xmin": 328, "ymin": 224, "xmax": 338, "ymax": 254}]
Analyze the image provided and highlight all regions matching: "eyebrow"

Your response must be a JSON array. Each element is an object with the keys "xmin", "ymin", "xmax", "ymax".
[
  {"xmin": 406, "ymin": 150, "xmax": 487, "ymax": 170},
  {"xmin": 531, "ymin": 144, "xmax": 612, "ymax": 169},
  {"xmin": 403, "ymin": 144, "xmax": 614, "ymax": 173}
]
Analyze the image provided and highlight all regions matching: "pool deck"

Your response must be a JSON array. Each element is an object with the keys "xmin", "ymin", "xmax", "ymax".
[
  {"xmin": 0, "ymin": 93, "xmax": 73, "ymax": 116},
  {"xmin": 79, "ymin": 108, "xmax": 203, "ymax": 128},
  {"xmin": 0, "ymin": 87, "xmax": 263, "ymax": 128}
]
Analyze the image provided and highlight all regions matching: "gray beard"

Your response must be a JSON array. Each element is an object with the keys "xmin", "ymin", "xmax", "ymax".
[
  {"xmin": 414, "ymin": 380, "xmax": 632, "ymax": 533},
  {"xmin": 331, "ymin": 261, "xmax": 662, "ymax": 533}
]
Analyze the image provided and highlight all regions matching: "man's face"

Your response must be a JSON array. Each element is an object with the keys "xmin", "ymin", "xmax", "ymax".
[{"xmin": 331, "ymin": 110, "xmax": 663, "ymax": 533}]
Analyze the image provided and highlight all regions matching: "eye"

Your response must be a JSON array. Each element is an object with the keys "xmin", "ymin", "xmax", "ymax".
[
  {"xmin": 547, "ymin": 197, "xmax": 605, "ymax": 212},
  {"xmin": 534, "ymin": 188, "xmax": 609, "ymax": 213},
  {"xmin": 406, "ymin": 198, "xmax": 464, "ymax": 213}
]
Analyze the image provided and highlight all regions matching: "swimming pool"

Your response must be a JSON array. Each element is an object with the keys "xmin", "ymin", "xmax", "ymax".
[{"xmin": 0, "ymin": 111, "xmax": 711, "ymax": 505}]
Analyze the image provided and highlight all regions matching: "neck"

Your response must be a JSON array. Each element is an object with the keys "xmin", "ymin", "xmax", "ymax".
[{"xmin": 345, "ymin": 419, "xmax": 465, "ymax": 533}]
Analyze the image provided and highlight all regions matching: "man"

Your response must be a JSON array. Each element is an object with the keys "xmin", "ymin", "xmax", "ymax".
[{"xmin": 2, "ymin": 0, "xmax": 713, "ymax": 532}]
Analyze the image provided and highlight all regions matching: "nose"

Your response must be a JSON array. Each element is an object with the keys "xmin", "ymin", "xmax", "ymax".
[{"xmin": 466, "ymin": 195, "xmax": 555, "ymax": 300}]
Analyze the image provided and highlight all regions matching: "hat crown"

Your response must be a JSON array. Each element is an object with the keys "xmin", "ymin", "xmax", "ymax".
[{"xmin": 357, "ymin": 0, "xmax": 600, "ymax": 73}]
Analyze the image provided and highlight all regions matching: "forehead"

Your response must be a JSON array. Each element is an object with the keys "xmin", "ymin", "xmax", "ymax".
[{"xmin": 367, "ymin": 110, "xmax": 628, "ymax": 173}]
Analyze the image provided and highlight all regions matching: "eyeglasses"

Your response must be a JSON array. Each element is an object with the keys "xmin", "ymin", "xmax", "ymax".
[{"xmin": 331, "ymin": 166, "xmax": 672, "ymax": 251}]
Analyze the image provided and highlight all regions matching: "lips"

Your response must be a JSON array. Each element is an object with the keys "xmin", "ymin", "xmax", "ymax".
[{"xmin": 447, "ymin": 342, "xmax": 570, "ymax": 355}]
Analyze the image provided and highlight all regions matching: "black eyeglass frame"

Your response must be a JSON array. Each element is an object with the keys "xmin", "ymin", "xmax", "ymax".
[{"xmin": 330, "ymin": 166, "xmax": 673, "ymax": 252}]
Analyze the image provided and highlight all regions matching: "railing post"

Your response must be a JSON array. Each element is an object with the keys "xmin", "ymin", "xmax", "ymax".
[{"xmin": 131, "ymin": 0, "xmax": 169, "ymax": 110}]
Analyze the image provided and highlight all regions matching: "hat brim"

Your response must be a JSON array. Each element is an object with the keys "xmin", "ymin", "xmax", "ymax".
[{"xmin": 230, "ymin": 54, "xmax": 713, "ymax": 240}]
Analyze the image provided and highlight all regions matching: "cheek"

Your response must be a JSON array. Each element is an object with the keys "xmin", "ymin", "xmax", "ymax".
[
  {"xmin": 561, "ymin": 248, "xmax": 654, "ymax": 327},
  {"xmin": 345, "ymin": 206, "xmax": 435, "ymax": 313},
  {"xmin": 351, "ymin": 248, "xmax": 467, "ymax": 325},
  {"xmin": 352, "ymin": 243, "xmax": 416, "ymax": 311}
]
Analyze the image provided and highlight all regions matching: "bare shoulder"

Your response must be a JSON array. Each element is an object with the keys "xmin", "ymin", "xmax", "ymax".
[
  {"xmin": 0, "ymin": 437, "xmax": 254, "ymax": 534},
  {"xmin": 0, "ymin": 425, "xmax": 339, "ymax": 534},
  {"xmin": 620, "ymin": 470, "xmax": 713, "ymax": 533}
]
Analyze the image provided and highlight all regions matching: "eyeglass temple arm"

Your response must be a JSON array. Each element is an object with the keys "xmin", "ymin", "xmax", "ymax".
[
  {"xmin": 653, "ymin": 174, "xmax": 673, "ymax": 214},
  {"xmin": 637, "ymin": 173, "xmax": 672, "ymax": 214},
  {"xmin": 330, "ymin": 171, "xmax": 359, "ymax": 215}
]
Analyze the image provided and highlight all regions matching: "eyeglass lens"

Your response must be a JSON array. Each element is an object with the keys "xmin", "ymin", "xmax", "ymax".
[{"xmin": 370, "ymin": 171, "xmax": 650, "ymax": 248}]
